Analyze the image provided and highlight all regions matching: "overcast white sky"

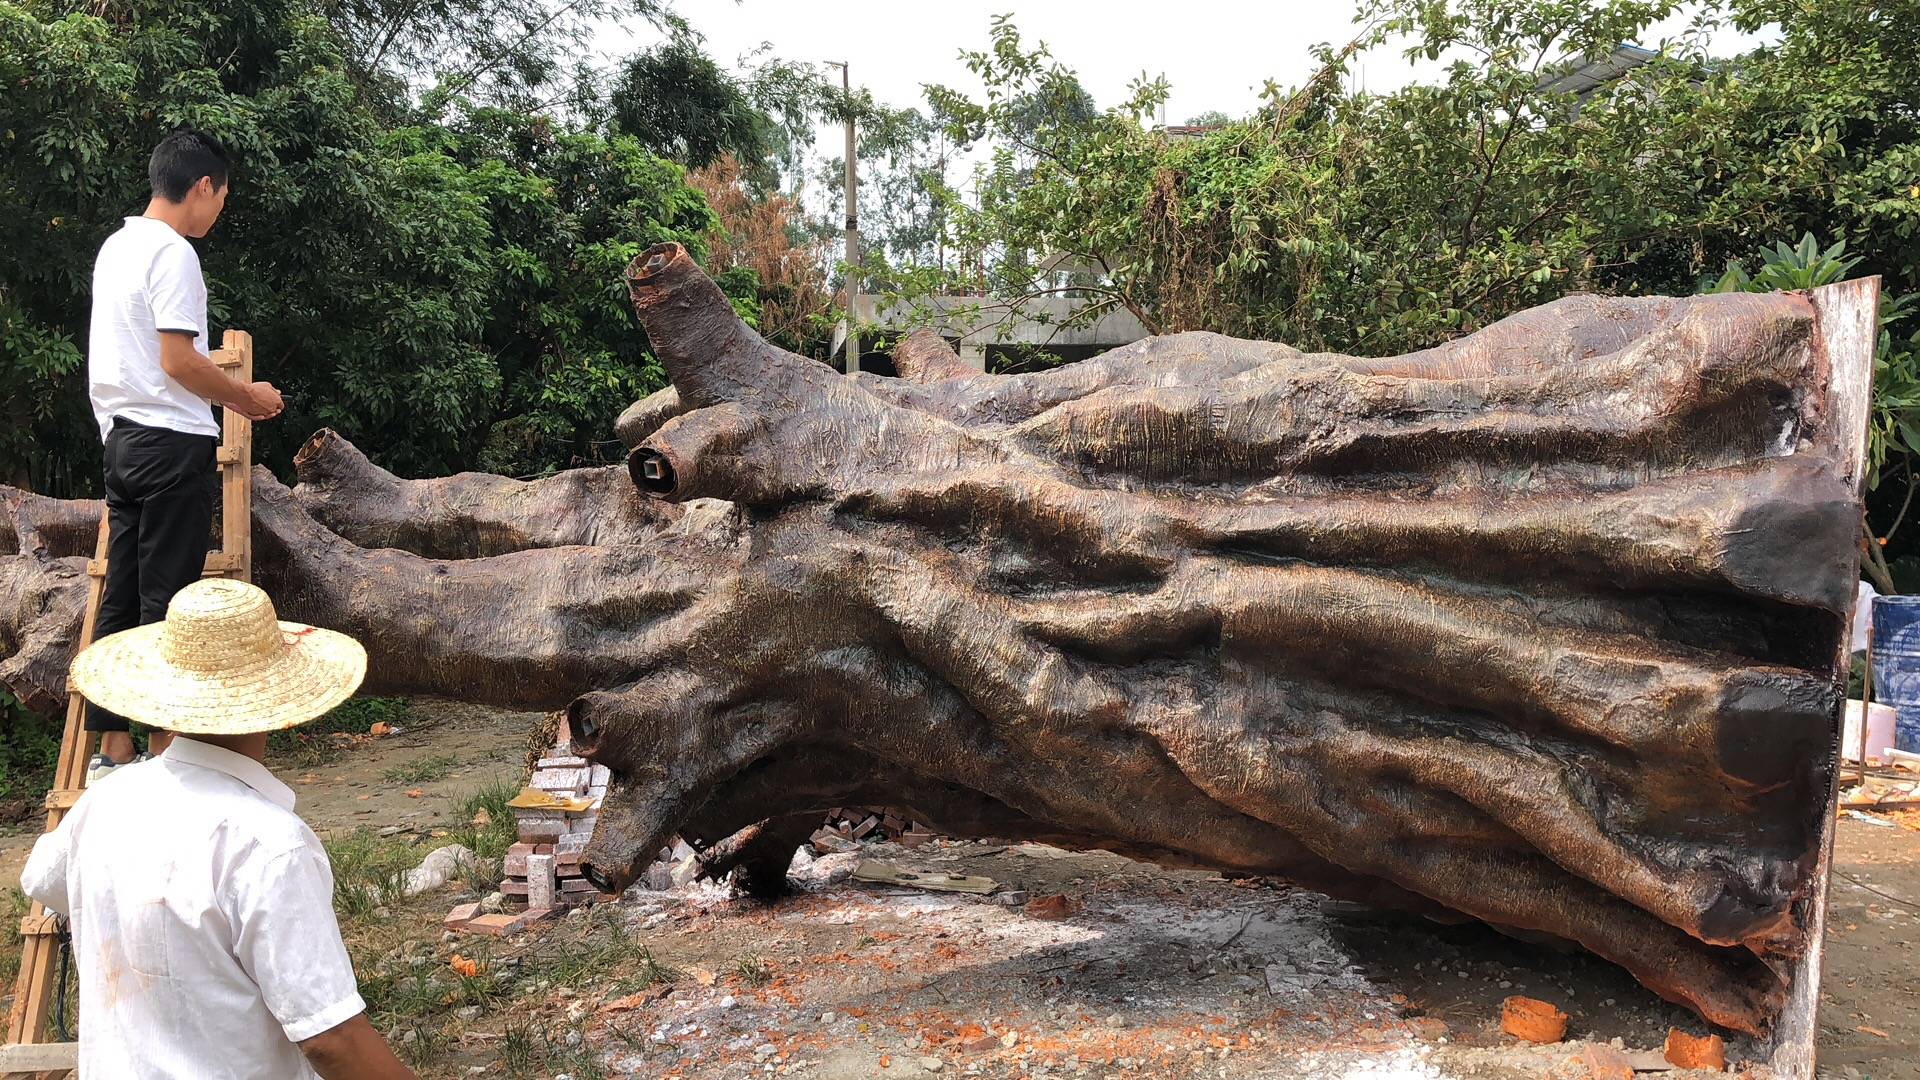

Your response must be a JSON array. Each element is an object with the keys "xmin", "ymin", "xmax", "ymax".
[
  {"xmin": 592, "ymin": 1, "xmax": 1771, "ymax": 222},
  {"xmin": 599, "ymin": 1, "xmax": 1770, "ymax": 124},
  {"xmin": 604, "ymin": 2, "xmax": 1404, "ymax": 129}
]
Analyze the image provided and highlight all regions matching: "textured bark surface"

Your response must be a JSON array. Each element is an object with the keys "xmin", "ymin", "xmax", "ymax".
[{"xmin": 0, "ymin": 245, "xmax": 1865, "ymax": 1036}]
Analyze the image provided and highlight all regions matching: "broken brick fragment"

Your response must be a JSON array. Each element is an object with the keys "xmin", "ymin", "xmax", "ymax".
[
  {"xmin": 1023, "ymin": 894, "xmax": 1079, "ymax": 920},
  {"xmin": 1561, "ymin": 1044, "xmax": 1633, "ymax": 1080},
  {"xmin": 464, "ymin": 912, "xmax": 535, "ymax": 937},
  {"xmin": 1664, "ymin": 1029, "xmax": 1726, "ymax": 1070},
  {"xmin": 1499, "ymin": 996, "xmax": 1568, "ymax": 1044},
  {"xmin": 442, "ymin": 902, "xmax": 481, "ymax": 931}
]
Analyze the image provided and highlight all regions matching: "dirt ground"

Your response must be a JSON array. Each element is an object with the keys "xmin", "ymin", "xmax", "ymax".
[{"xmin": 3, "ymin": 701, "xmax": 1915, "ymax": 1078}]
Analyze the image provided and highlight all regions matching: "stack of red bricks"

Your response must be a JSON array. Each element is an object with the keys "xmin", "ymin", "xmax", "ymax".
[
  {"xmin": 811, "ymin": 806, "xmax": 939, "ymax": 853},
  {"xmin": 446, "ymin": 720, "xmax": 616, "ymax": 936}
]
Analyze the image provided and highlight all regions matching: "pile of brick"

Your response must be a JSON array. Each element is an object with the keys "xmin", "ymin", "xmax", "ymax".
[
  {"xmin": 446, "ymin": 719, "xmax": 617, "ymax": 936},
  {"xmin": 811, "ymin": 807, "xmax": 939, "ymax": 853}
]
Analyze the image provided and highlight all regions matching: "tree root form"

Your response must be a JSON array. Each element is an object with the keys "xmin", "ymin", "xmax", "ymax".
[{"xmin": 0, "ymin": 246, "xmax": 1866, "ymax": 1036}]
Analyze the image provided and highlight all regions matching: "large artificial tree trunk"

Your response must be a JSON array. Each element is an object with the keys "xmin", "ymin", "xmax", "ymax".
[{"xmin": 0, "ymin": 244, "xmax": 1870, "ymax": 1038}]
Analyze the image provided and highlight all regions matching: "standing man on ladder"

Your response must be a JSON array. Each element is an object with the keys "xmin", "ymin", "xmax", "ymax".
[{"xmin": 86, "ymin": 129, "xmax": 283, "ymax": 779}]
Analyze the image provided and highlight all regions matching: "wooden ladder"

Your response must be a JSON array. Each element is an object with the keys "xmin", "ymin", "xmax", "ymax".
[{"xmin": 1, "ymin": 331, "xmax": 254, "ymax": 1079}]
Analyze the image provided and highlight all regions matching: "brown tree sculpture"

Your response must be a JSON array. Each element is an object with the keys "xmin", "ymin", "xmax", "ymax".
[{"xmin": 0, "ymin": 244, "xmax": 1873, "ymax": 1038}]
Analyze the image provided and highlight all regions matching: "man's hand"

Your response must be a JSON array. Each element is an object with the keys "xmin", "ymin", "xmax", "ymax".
[
  {"xmin": 157, "ymin": 331, "xmax": 282, "ymax": 423},
  {"xmin": 298, "ymin": 1013, "xmax": 416, "ymax": 1080},
  {"xmin": 241, "ymin": 380, "xmax": 284, "ymax": 421}
]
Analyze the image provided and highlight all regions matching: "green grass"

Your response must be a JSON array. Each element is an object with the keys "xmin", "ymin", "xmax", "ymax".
[
  {"xmin": 732, "ymin": 952, "xmax": 772, "ymax": 988},
  {"xmin": 514, "ymin": 906, "xmax": 671, "ymax": 993},
  {"xmin": 1, "ymin": 887, "xmax": 27, "ymax": 988},
  {"xmin": 381, "ymin": 753, "xmax": 460, "ymax": 785},
  {"xmin": 444, "ymin": 779, "xmax": 520, "ymax": 894},
  {"xmin": 0, "ymin": 691, "xmax": 60, "ymax": 814},
  {"xmin": 498, "ymin": 1017, "xmax": 613, "ymax": 1079},
  {"xmin": 323, "ymin": 830, "xmax": 416, "ymax": 921}
]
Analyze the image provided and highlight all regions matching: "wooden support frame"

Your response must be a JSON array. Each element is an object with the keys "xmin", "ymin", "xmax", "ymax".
[
  {"xmin": 3, "ymin": 330, "xmax": 254, "ymax": 1079},
  {"xmin": 1768, "ymin": 277, "xmax": 1881, "ymax": 1079}
]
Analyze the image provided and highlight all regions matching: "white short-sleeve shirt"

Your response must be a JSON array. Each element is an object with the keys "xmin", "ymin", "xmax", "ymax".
[
  {"xmin": 87, "ymin": 216, "xmax": 222, "ymax": 441},
  {"xmin": 20, "ymin": 738, "xmax": 366, "ymax": 1079}
]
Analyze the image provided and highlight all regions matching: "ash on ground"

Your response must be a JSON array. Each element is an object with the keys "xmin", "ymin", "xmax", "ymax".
[{"xmin": 569, "ymin": 840, "xmax": 1747, "ymax": 1080}]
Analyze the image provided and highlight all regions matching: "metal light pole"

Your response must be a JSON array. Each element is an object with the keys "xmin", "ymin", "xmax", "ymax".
[{"xmin": 829, "ymin": 61, "xmax": 860, "ymax": 373}]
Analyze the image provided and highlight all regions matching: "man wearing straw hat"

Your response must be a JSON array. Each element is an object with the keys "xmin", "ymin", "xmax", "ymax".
[{"xmin": 20, "ymin": 579, "xmax": 414, "ymax": 1079}]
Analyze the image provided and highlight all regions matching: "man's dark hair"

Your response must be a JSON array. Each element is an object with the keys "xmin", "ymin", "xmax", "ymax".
[{"xmin": 149, "ymin": 130, "xmax": 230, "ymax": 203}]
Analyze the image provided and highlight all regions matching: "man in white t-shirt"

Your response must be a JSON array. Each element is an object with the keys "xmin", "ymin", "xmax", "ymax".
[{"xmin": 86, "ymin": 130, "xmax": 284, "ymax": 779}]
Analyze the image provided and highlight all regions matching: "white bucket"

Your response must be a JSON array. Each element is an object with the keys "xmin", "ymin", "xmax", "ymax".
[{"xmin": 1842, "ymin": 699, "xmax": 1898, "ymax": 763}]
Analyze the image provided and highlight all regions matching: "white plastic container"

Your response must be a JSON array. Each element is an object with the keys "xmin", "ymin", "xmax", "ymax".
[{"xmin": 1842, "ymin": 699, "xmax": 1898, "ymax": 763}]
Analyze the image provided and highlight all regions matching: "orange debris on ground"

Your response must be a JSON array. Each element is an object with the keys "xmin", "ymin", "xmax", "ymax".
[
  {"xmin": 1023, "ymin": 893, "xmax": 1079, "ymax": 919},
  {"xmin": 1663, "ymin": 1028, "xmax": 1726, "ymax": 1070},
  {"xmin": 1500, "ymin": 996, "xmax": 1569, "ymax": 1044}
]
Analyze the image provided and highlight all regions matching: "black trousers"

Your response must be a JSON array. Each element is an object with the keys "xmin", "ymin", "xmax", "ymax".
[{"xmin": 85, "ymin": 418, "xmax": 217, "ymax": 733}]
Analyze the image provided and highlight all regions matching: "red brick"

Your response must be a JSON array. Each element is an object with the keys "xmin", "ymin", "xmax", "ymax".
[
  {"xmin": 1499, "ymin": 997, "xmax": 1567, "ymax": 1044},
  {"xmin": 465, "ymin": 912, "xmax": 533, "ymax": 937},
  {"xmin": 501, "ymin": 880, "xmax": 530, "ymax": 897},
  {"xmin": 442, "ymin": 902, "xmax": 482, "ymax": 931}
]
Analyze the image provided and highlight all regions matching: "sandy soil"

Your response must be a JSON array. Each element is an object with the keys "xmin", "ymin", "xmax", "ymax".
[{"xmin": 3, "ymin": 702, "xmax": 1915, "ymax": 1078}]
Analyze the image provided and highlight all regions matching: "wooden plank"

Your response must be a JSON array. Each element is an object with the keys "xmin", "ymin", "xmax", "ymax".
[
  {"xmin": 219, "ymin": 329, "xmax": 254, "ymax": 582},
  {"xmin": 201, "ymin": 551, "xmax": 242, "ymax": 575},
  {"xmin": 0, "ymin": 1040, "xmax": 77, "ymax": 1072},
  {"xmin": 9, "ymin": 507, "xmax": 106, "ymax": 1048},
  {"xmin": 39, "ymin": 789, "xmax": 78, "ymax": 811},
  {"xmin": 1768, "ymin": 277, "xmax": 1880, "ymax": 1080},
  {"xmin": 14, "ymin": 917, "xmax": 56, "ymax": 939}
]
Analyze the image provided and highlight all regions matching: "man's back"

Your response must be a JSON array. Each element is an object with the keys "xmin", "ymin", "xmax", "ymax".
[
  {"xmin": 23, "ymin": 738, "xmax": 365, "ymax": 1079},
  {"xmin": 87, "ymin": 215, "xmax": 220, "ymax": 442}
]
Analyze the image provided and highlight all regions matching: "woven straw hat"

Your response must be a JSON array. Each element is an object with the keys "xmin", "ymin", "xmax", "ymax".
[{"xmin": 70, "ymin": 579, "xmax": 367, "ymax": 735}]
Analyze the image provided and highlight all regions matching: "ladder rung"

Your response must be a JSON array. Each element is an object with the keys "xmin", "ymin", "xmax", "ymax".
[
  {"xmin": 0, "ymin": 1039, "xmax": 80, "ymax": 1071},
  {"xmin": 18, "ymin": 915, "xmax": 58, "ymax": 937},
  {"xmin": 212, "ymin": 351, "xmax": 242, "ymax": 369},
  {"xmin": 91, "ymin": 551, "xmax": 241, "ymax": 578},
  {"xmin": 43, "ymin": 789, "xmax": 81, "ymax": 811},
  {"xmin": 217, "ymin": 445, "xmax": 241, "ymax": 464},
  {"xmin": 202, "ymin": 551, "xmax": 241, "ymax": 575}
]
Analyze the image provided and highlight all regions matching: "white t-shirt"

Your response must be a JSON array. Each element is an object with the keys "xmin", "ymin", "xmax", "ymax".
[
  {"xmin": 88, "ymin": 216, "xmax": 221, "ymax": 441},
  {"xmin": 21, "ymin": 738, "xmax": 366, "ymax": 1079}
]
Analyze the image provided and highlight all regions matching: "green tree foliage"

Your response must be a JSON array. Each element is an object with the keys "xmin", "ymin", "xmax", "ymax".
[
  {"xmin": 920, "ymin": 1, "xmax": 1918, "ymax": 350},
  {"xmin": 0, "ymin": 0, "xmax": 727, "ymax": 489},
  {"xmin": 323, "ymin": 0, "xmax": 675, "ymax": 111},
  {"xmin": 910, "ymin": 0, "xmax": 1920, "ymax": 568},
  {"xmin": 609, "ymin": 36, "xmax": 784, "ymax": 178}
]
